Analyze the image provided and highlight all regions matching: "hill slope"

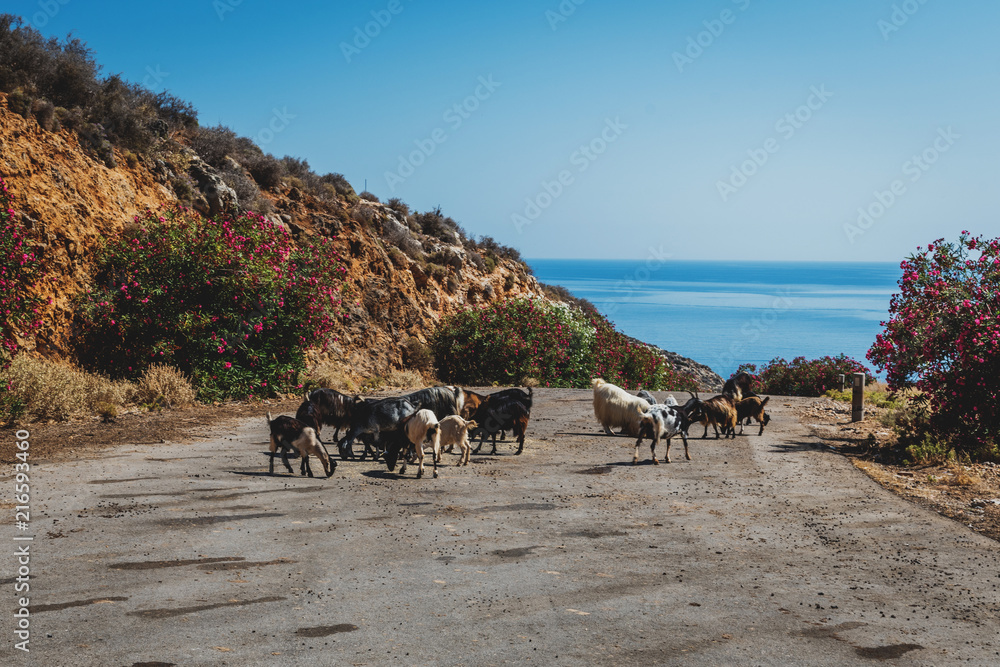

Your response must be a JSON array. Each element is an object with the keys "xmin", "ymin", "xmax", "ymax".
[{"xmin": 0, "ymin": 91, "xmax": 722, "ymax": 389}]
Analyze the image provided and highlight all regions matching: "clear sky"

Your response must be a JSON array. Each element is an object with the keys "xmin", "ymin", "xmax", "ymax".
[{"xmin": 8, "ymin": 0, "xmax": 1000, "ymax": 261}]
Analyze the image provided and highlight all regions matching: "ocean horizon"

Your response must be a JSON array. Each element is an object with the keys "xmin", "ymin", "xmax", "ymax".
[{"xmin": 526, "ymin": 259, "xmax": 902, "ymax": 381}]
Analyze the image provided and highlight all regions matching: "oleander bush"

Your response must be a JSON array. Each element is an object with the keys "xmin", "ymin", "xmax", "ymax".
[
  {"xmin": 0, "ymin": 177, "xmax": 48, "ymax": 424},
  {"xmin": 433, "ymin": 298, "xmax": 698, "ymax": 390},
  {"xmin": 868, "ymin": 233, "xmax": 1000, "ymax": 461},
  {"xmin": 736, "ymin": 355, "xmax": 873, "ymax": 397},
  {"xmin": 76, "ymin": 206, "xmax": 347, "ymax": 401}
]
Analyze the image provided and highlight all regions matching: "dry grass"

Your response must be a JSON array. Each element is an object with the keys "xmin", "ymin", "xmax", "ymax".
[
  {"xmin": 2, "ymin": 355, "xmax": 196, "ymax": 423},
  {"xmin": 134, "ymin": 364, "xmax": 196, "ymax": 409},
  {"xmin": 301, "ymin": 360, "xmax": 359, "ymax": 393},
  {"xmin": 383, "ymin": 369, "xmax": 425, "ymax": 389},
  {"xmin": 2, "ymin": 355, "xmax": 135, "ymax": 422}
]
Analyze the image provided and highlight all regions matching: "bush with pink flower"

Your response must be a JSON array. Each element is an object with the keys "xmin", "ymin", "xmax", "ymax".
[
  {"xmin": 736, "ymin": 355, "xmax": 872, "ymax": 397},
  {"xmin": 0, "ymin": 177, "xmax": 49, "ymax": 422},
  {"xmin": 868, "ymin": 233, "xmax": 1000, "ymax": 460},
  {"xmin": 432, "ymin": 298, "xmax": 698, "ymax": 390},
  {"xmin": 76, "ymin": 206, "xmax": 346, "ymax": 401}
]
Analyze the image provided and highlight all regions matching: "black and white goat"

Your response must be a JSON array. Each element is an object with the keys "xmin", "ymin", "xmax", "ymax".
[{"xmin": 634, "ymin": 403, "xmax": 694, "ymax": 465}]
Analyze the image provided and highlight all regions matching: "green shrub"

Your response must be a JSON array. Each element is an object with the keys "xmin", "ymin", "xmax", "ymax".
[
  {"xmin": 823, "ymin": 386, "xmax": 901, "ymax": 409},
  {"xmin": 246, "ymin": 153, "xmax": 284, "ymax": 190},
  {"xmin": 869, "ymin": 233, "xmax": 1000, "ymax": 461},
  {"xmin": 191, "ymin": 124, "xmax": 260, "ymax": 169},
  {"xmin": 386, "ymin": 197, "xmax": 409, "ymax": 217},
  {"xmin": 320, "ymin": 172, "xmax": 355, "ymax": 197},
  {"xmin": 433, "ymin": 298, "xmax": 698, "ymax": 390},
  {"xmin": 7, "ymin": 87, "xmax": 31, "ymax": 116},
  {"xmin": 737, "ymin": 355, "xmax": 872, "ymax": 397},
  {"xmin": 76, "ymin": 206, "xmax": 347, "ymax": 401},
  {"xmin": 31, "ymin": 97, "xmax": 55, "ymax": 130}
]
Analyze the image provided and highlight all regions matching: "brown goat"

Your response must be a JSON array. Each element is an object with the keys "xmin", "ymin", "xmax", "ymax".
[
  {"xmin": 736, "ymin": 396, "xmax": 771, "ymax": 435},
  {"xmin": 689, "ymin": 395, "xmax": 738, "ymax": 440}
]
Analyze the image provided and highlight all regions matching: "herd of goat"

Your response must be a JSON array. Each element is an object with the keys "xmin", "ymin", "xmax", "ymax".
[{"xmin": 263, "ymin": 371, "xmax": 772, "ymax": 479}]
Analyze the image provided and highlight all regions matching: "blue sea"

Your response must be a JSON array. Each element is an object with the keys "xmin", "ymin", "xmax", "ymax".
[{"xmin": 527, "ymin": 259, "xmax": 902, "ymax": 380}]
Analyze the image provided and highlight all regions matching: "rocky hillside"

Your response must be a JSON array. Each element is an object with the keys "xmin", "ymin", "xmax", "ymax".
[{"xmin": 0, "ymin": 91, "xmax": 722, "ymax": 388}]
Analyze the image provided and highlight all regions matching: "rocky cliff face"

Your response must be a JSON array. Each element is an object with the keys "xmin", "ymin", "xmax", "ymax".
[
  {"xmin": 0, "ymin": 92, "xmax": 721, "ymax": 387},
  {"xmin": 0, "ymin": 93, "xmax": 543, "ymax": 377}
]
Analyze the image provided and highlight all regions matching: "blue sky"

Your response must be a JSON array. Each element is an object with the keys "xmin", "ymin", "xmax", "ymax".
[{"xmin": 9, "ymin": 0, "xmax": 1000, "ymax": 261}]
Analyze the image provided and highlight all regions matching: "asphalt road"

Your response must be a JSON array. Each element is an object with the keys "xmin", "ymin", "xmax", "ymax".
[{"xmin": 5, "ymin": 390, "xmax": 1000, "ymax": 666}]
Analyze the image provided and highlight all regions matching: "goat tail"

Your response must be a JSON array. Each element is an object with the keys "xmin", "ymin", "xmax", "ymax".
[
  {"xmin": 266, "ymin": 411, "xmax": 273, "ymax": 425},
  {"xmin": 761, "ymin": 396, "xmax": 770, "ymax": 407}
]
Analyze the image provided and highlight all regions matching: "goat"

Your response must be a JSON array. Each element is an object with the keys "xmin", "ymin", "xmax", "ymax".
[
  {"xmin": 336, "ymin": 396, "xmax": 416, "ymax": 460},
  {"xmin": 686, "ymin": 392, "xmax": 738, "ymax": 440},
  {"xmin": 736, "ymin": 396, "xmax": 771, "ymax": 435},
  {"xmin": 721, "ymin": 377, "xmax": 743, "ymax": 402},
  {"xmin": 730, "ymin": 371, "xmax": 759, "ymax": 425},
  {"xmin": 402, "ymin": 386, "xmax": 464, "ymax": 420},
  {"xmin": 592, "ymin": 378, "xmax": 648, "ymax": 437},
  {"xmin": 731, "ymin": 371, "xmax": 758, "ymax": 397},
  {"xmin": 304, "ymin": 388, "xmax": 360, "ymax": 441},
  {"xmin": 460, "ymin": 387, "xmax": 531, "ymax": 440},
  {"xmin": 382, "ymin": 410, "xmax": 440, "ymax": 478},
  {"xmin": 468, "ymin": 393, "xmax": 530, "ymax": 455},
  {"xmin": 635, "ymin": 403, "xmax": 694, "ymax": 464},
  {"xmin": 437, "ymin": 416, "xmax": 478, "ymax": 466},
  {"xmin": 265, "ymin": 413, "xmax": 335, "ymax": 478},
  {"xmin": 295, "ymin": 399, "xmax": 322, "ymax": 434},
  {"xmin": 636, "ymin": 389, "xmax": 657, "ymax": 406},
  {"xmin": 405, "ymin": 409, "xmax": 441, "ymax": 478}
]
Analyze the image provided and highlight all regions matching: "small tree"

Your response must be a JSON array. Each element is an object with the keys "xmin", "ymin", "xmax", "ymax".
[
  {"xmin": 868, "ymin": 233, "xmax": 1000, "ymax": 459},
  {"xmin": 77, "ymin": 206, "xmax": 347, "ymax": 400}
]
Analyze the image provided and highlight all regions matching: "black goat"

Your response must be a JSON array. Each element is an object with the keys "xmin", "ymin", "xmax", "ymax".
[
  {"xmin": 468, "ymin": 391, "xmax": 532, "ymax": 455},
  {"xmin": 401, "ymin": 386, "xmax": 464, "ymax": 420},
  {"xmin": 336, "ymin": 396, "xmax": 416, "ymax": 460},
  {"xmin": 304, "ymin": 388, "xmax": 361, "ymax": 440}
]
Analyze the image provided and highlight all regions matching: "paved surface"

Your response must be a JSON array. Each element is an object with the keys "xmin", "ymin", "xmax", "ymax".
[{"xmin": 4, "ymin": 390, "xmax": 1000, "ymax": 666}]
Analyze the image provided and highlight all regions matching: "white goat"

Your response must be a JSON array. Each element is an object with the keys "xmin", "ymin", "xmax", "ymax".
[
  {"xmin": 592, "ymin": 378, "xmax": 649, "ymax": 437},
  {"xmin": 437, "ymin": 416, "xmax": 478, "ymax": 467},
  {"xmin": 400, "ymin": 409, "xmax": 440, "ymax": 479}
]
